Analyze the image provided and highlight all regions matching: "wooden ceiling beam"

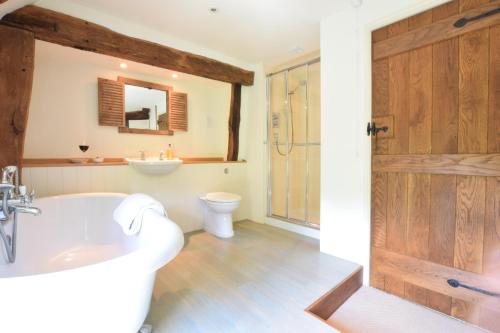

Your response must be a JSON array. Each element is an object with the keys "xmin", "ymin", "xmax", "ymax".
[{"xmin": 1, "ymin": 5, "xmax": 255, "ymax": 86}]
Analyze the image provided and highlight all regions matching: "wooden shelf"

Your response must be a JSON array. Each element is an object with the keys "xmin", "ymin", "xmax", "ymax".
[
  {"xmin": 22, "ymin": 158, "xmax": 128, "ymax": 167},
  {"xmin": 181, "ymin": 157, "xmax": 246, "ymax": 164},
  {"xmin": 22, "ymin": 157, "xmax": 247, "ymax": 167}
]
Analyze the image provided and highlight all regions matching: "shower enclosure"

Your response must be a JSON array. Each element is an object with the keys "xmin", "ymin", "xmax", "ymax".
[{"xmin": 266, "ymin": 59, "xmax": 320, "ymax": 228}]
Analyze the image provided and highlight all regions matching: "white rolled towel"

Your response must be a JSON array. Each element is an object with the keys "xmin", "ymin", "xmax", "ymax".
[{"xmin": 113, "ymin": 193, "xmax": 166, "ymax": 236}]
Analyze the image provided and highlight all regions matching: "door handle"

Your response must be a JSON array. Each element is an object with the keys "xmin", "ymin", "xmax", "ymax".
[{"xmin": 367, "ymin": 122, "xmax": 388, "ymax": 137}]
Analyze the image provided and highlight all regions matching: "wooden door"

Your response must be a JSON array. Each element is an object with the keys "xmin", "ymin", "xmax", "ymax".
[{"xmin": 370, "ymin": 1, "xmax": 500, "ymax": 331}]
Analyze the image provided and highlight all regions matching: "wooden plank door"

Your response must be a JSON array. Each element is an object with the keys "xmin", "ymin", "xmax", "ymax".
[{"xmin": 370, "ymin": 1, "xmax": 500, "ymax": 331}]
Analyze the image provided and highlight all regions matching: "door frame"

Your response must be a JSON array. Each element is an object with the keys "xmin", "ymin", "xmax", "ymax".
[{"xmin": 319, "ymin": 0, "xmax": 450, "ymax": 284}]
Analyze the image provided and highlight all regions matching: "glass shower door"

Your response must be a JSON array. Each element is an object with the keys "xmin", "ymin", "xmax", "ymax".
[{"xmin": 267, "ymin": 60, "xmax": 320, "ymax": 228}]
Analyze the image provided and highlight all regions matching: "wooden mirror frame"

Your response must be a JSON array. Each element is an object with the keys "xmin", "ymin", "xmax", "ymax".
[{"xmin": 117, "ymin": 76, "xmax": 174, "ymax": 136}]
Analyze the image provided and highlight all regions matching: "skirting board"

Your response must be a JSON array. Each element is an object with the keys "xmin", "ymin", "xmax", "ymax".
[
  {"xmin": 306, "ymin": 267, "xmax": 363, "ymax": 323},
  {"xmin": 265, "ymin": 217, "xmax": 320, "ymax": 239}
]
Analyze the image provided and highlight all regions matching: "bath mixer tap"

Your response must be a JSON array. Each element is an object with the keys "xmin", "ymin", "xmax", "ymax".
[{"xmin": 0, "ymin": 166, "xmax": 41, "ymax": 263}]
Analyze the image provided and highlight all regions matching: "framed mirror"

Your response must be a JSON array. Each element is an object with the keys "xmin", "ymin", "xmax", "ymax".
[
  {"xmin": 98, "ymin": 76, "xmax": 188, "ymax": 135},
  {"xmin": 117, "ymin": 77, "xmax": 173, "ymax": 135}
]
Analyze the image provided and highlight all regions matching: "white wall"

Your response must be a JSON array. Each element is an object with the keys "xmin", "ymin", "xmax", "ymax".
[
  {"xmin": 26, "ymin": 41, "xmax": 235, "ymax": 159},
  {"xmin": 23, "ymin": 163, "xmax": 250, "ymax": 233},
  {"xmin": 21, "ymin": 1, "xmax": 269, "ymax": 231},
  {"xmin": 0, "ymin": 0, "xmax": 32, "ymax": 18},
  {"xmin": 23, "ymin": 40, "xmax": 258, "ymax": 232},
  {"xmin": 242, "ymin": 65, "xmax": 268, "ymax": 224},
  {"xmin": 320, "ymin": 0, "xmax": 450, "ymax": 283}
]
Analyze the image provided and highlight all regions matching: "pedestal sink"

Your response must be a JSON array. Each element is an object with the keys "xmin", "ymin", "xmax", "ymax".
[{"xmin": 126, "ymin": 158, "xmax": 182, "ymax": 176}]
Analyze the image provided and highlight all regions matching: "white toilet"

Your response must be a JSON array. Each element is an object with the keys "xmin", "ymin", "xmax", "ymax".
[{"xmin": 200, "ymin": 192, "xmax": 241, "ymax": 238}]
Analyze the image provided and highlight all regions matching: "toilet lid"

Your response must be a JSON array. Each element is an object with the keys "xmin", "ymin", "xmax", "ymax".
[{"xmin": 206, "ymin": 192, "xmax": 241, "ymax": 203}]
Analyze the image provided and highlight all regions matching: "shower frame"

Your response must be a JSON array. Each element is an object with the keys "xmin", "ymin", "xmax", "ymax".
[{"xmin": 266, "ymin": 58, "xmax": 320, "ymax": 229}]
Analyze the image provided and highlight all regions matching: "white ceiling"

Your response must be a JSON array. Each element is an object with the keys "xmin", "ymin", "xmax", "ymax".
[{"xmin": 64, "ymin": 0, "xmax": 350, "ymax": 67}]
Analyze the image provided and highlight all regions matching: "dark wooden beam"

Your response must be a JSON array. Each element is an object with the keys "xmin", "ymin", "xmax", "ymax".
[
  {"xmin": 227, "ymin": 83, "xmax": 242, "ymax": 161},
  {"xmin": 2, "ymin": 5, "xmax": 254, "ymax": 86},
  {"xmin": 126, "ymin": 108, "xmax": 150, "ymax": 121},
  {"xmin": 0, "ymin": 1, "xmax": 9, "ymax": 4},
  {"xmin": 0, "ymin": 24, "xmax": 34, "ymax": 171},
  {"xmin": 125, "ymin": 108, "xmax": 150, "ymax": 127}
]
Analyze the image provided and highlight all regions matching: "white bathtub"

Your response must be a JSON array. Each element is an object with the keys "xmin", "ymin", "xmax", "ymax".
[{"xmin": 0, "ymin": 193, "xmax": 184, "ymax": 333}]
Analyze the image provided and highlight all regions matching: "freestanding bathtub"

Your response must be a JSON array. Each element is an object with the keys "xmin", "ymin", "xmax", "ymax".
[{"xmin": 0, "ymin": 193, "xmax": 184, "ymax": 333}]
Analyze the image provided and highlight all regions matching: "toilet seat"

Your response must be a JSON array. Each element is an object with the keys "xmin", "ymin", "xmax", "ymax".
[{"xmin": 205, "ymin": 192, "xmax": 241, "ymax": 203}]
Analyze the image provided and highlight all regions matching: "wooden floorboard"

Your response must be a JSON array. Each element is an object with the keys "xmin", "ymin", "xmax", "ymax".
[{"xmin": 147, "ymin": 221, "xmax": 359, "ymax": 333}]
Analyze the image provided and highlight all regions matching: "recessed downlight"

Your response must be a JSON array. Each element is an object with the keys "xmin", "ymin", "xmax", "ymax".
[
  {"xmin": 172, "ymin": 73, "xmax": 179, "ymax": 79},
  {"xmin": 120, "ymin": 63, "xmax": 128, "ymax": 69}
]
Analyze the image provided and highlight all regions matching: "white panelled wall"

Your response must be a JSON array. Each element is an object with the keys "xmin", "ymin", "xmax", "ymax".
[{"xmin": 23, "ymin": 163, "xmax": 250, "ymax": 233}]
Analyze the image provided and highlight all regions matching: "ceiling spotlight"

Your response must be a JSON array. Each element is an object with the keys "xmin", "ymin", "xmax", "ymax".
[
  {"xmin": 120, "ymin": 63, "xmax": 128, "ymax": 69},
  {"xmin": 209, "ymin": 7, "xmax": 218, "ymax": 13},
  {"xmin": 172, "ymin": 73, "xmax": 179, "ymax": 79}
]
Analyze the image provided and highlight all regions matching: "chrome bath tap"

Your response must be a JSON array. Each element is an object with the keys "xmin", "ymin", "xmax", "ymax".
[{"xmin": 0, "ymin": 166, "xmax": 41, "ymax": 263}]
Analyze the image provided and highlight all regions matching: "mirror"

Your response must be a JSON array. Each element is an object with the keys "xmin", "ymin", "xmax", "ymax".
[{"xmin": 118, "ymin": 77, "xmax": 173, "ymax": 135}]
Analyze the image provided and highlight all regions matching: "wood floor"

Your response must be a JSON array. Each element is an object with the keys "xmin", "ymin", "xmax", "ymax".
[{"xmin": 146, "ymin": 221, "xmax": 359, "ymax": 333}]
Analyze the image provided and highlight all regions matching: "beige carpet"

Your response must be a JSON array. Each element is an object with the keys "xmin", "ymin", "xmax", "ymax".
[{"xmin": 328, "ymin": 287, "xmax": 486, "ymax": 333}]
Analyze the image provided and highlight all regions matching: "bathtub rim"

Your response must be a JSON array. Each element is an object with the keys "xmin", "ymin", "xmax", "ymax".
[{"xmin": 0, "ymin": 192, "xmax": 184, "ymax": 282}]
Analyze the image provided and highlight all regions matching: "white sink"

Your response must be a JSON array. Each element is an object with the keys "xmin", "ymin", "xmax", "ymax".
[{"xmin": 126, "ymin": 158, "xmax": 182, "ymax": 176}]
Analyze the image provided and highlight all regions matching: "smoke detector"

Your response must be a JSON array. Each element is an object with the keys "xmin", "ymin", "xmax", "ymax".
[{"xmin": 209, "ymin": 7, "xmax": 218, "ymax": 14}]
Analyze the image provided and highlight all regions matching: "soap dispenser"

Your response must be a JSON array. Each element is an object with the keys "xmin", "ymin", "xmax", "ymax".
[{"xmin": 166, "ymin": 144, "xmax": 174, "ymax": 160}]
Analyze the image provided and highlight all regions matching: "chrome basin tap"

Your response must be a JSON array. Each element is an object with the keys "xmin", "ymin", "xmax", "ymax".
[{"xmin": 0, "ymin": 166, "xmax": 41, "ymax": 263}]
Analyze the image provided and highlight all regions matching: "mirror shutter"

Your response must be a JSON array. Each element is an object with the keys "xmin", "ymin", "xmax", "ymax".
[
  {"xmin": 169, "ymin": 92, "xmax": 188, "ymax": 131},
  {"xmin": 98, "ymin": 78, "xmax": 124, "ymax": 126}
]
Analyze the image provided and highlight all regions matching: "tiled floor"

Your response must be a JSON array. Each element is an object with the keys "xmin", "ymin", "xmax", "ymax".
[{"xmin": 146, "ymin": 221, "xmax": 358, "ymax": 333}]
